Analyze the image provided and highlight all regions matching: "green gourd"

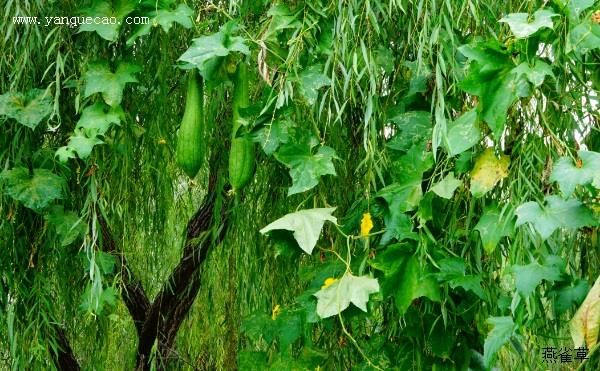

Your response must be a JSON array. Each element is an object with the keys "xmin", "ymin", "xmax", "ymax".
[
  {"xmin": 176, "ymin": 69, "xmax": 204, "ymax": 178},
  {"xmin": 229, "ymin": 63, "xmax": 255, "ymax": 191}
]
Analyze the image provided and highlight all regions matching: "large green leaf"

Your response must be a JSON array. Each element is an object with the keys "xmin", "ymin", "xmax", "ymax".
[
  {"xmin": 391, "ymin": 142, "xmax": 433, "ymax": 184},
  {"xmin": 0, "ymin": 89, "xmax": 52, "ymax": 129},
  {"xmin": 550, "ymin": 150, "xmax": 600, "ymax": 196},
  {"xmin": 274, "ymin": 141, "xmax": 337, "ymax": 196},
  {"xmin": 297, "ymin": 64, "xmax": 331, "ymax": 105},
  {"xmin": 512, "ymin": 60, "xmax": 554, "ymax": 87},
  {"xmin": 459, "ymin": 43, "xmax": 530, "ymax": 137},
  {"xmin": 483, "ymin": 316, "xmax": 515, "ymax": 368},
  {"xmin": 83, "ymin": 62, "xmax": 141, "ymax": 106},
  {"xmin": 499, "ymin": 9, "xmax": 558, "ymax": 39},
  {"xmin": 435, "ymin": 258, "xmax": 485, "ymax": 299},
  {"xmin": 515, "ymin": 195, "xmax": 597, "ymax": 240},
  {"xmin": 550, "ymin": 278, "xmax": 590, "ymax": 315},
  {"xmin": 567, "ymin": 21, "xmax": 600, "ymax": 54},
  {"xmin": 178, "ymin": 22, "xmax": 250, "ymax": 80},
  {"xmin": 313, "ymin": 273, "xmax": 379, "ymax": 318},
  {"xmin": 431, "ymin": 173, "xmax": 462, "ymax": 199},
  {"xmin": 126, "ymin": 3, "xmax": 194, "ymax": 45},
  {"xmin": 56, "ymin": 129, "xmax": 104, "ymax": 162},
  {"xmin": 570, "ymin": 275, "xmax": 600, "ymax": 349},
  {"xmin": 386, "ymin": 111, "xmax": 432, "ymax": 152},
  {"xmin": 376, "ymin": 181, "xmax": 422, "ymax": 214},
  {"xmin": 44, "ymin": 206, "xmax": 86, "ymax": 246},
  {"xmin": 370, "ymin": 244, "xmax": 440, "ymax": 315},
  {"xmin": 250, "ymin": 117, "xmax": 293, "ymax": 155},
  {"xmin": 379, "ymin": 212, "xmax": 418, "ymax": 246},
  {"xmin": 79, "ymin": 0, "xmax": 137, "ymax": 42},
  {"xmin": 445, "ymin": 109, "xmax": 480, "ymax": 156},
  {"xmin": 76, "ymin": 102, "xmax": 124, "ymax": 137},
  {"xmin": 474, "ymin": 205, "xmax": 515, "ymax": 253},
  {"xmin": 260, "ymin": 208, "xmax": 337, "ymax": 254},
  {"xmin": 511, "ymin": 256, "xmax": 563, "ymax": 297},
  {"xmin": 0, "ymin": 167, "xmax": 65, "ymax": 211}
]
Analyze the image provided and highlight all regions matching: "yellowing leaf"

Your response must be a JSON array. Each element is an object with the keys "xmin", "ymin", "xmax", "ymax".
[
  {"xmin": 570, "ymin": 275, "xmax": 600, "ymax": 349},
  {"xmin": 470, "ymin": 149, "xmax": 510, "ymax": 197},
  {"xmin": 360, "ymin": 212, "xmax": 373, "ymax": 237}
]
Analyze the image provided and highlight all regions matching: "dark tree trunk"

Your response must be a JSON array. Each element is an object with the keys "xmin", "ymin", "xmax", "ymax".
[{"xmin": 49, "ymin": 325, "xmax": 80, "ymax": 371}]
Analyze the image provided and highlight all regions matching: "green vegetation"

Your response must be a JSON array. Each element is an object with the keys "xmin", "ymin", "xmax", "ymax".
[{"xmin": 1, "ymin": 0, "xmax": 600, "ymax": 370}]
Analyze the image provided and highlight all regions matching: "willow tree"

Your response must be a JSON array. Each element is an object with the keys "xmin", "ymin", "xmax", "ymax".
[{"xmin": 1, "ymin": 0, "xmax": 600, "ymax": 370}]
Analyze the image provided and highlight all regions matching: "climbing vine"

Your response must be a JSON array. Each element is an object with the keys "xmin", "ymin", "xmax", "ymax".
[{"xmin": 1, "ymin": 0, "xmax": 600, "ymax": 370}]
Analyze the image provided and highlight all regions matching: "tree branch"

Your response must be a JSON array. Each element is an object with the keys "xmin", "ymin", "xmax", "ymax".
[
  {"xmin": 97, "ymin": 210, "xmax": 151, "ymax": 337},
  {"xmin": 136, "ymin": 171, "xmax": 229, "ymax": 370},
  {"xmin": 49, "ymin": 325, "xmax": 80, "ymax": 371}
]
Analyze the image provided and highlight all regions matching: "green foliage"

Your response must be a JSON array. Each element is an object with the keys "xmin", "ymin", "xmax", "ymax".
[
  {"xmin": 483, "ymin": 316, "xmax": 516, "ymax": 368},
  {"xmin": 0, "ymin": 88, "xmax": 52, "ymax": 129},
  {"xmin": 436, "ymin": 257, "xmax": 485, "ymax": 298},
  {"xmin": 511, "ymin": 256, "xmax": 563, "ymax": 297},
  {"xmin": 79, "ymin": 0, "xmax": 136, "ymax": 41},
  {"xmin": 550, "ymin": 150, "xmax": 600, "ymax": 196},
  {"xmin": 313, "ymin": 273, "xmax": 379, "ymax": 318},
  {"xmin": 274, "ymin": 138, "xmax": 337, "ymax": 196},
  {"xmin": 83, "ymin": 61, "xmax": 141, "ymax": 107},
  {"xmin": 516, "ymin": 196, "xmax": 597, "ymax": 240},
  {"xmin": 431, "ymin": 173, "xmax": 462, "ymax": 199},
  {"xmin": 260, "ymin": 208, "xmax": 337, "ymax": 254},
  {"xmin": 3, "ymin": 0, "xmax": 600, "ymax": 370},
  {"xmin": 474, "ymin": 205, "xmax": 515, "ymax": 253},
  {"xmin": 178, "ymin": 22, "xmax": 250, "ymax": 80},
  {"xmin": 127, "ymin": 2, "xmax": 194, "ymax": 45},
  {"xmin": 499, "ymin": 9, "xmax": 558, "ymax": 38},
  {"xmin": 445, "ymin": 109, "xmax": 480, "ymax": 157},
  {"xmin": 0, "ymin": 167, "xmax": 64, "ymax": 211},
  {"xmin": 370, "ymin": 244, "xmax": 440, "ymax": 315}
]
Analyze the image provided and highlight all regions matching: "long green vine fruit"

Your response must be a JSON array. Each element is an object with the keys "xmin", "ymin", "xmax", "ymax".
[
  {"xmin": 176, "ymin": 69, "xmax": 205, "ymax": 178},
  {"xmin": 229, "ymin": 63, "xmax": 255, "ymax": 191}
]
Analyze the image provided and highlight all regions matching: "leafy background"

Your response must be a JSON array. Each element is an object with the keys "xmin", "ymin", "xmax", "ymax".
[{"xmin": 1, "ymin": 0, "xmax": 600, "ymax": 370}]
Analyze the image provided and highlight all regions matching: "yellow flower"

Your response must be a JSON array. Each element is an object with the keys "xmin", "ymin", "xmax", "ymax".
[
  {"xmin": 360, "ymin": 212, "xmax": 373, "ymax": 237},
  {"xmin": 322, "ymin": 277, "xmax": 338, "ymax": 289},
  {"xmin": 271, "ymin": 304, "xmax": 281, "ymax": 320},
  {"xmin": 157, "ymin": 138, "xmax": 166, "ymax": 145}
]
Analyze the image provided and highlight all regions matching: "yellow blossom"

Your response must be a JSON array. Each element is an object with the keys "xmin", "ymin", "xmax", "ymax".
[
  {"xmin": 271, "ymin": 304, "xmax": 281, "ymax": 320},
  {"xmin": 157, "ymin": 138, "xmax": 166, "ymax": 145},
  {"xmin": 360, "ymin": 212, "xmax": 373, "ymax": 237},
  {"xmin": 322, "ymin": 277, "xmax": 338, "ymax": 289}
]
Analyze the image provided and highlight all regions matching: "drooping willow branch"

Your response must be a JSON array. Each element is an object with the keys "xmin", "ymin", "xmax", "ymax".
[{"xmin": 50, "ymin": 161, "xmax": 229, "ymax": 371}]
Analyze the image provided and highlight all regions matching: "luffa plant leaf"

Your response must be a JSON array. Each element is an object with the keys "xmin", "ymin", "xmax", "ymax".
[
  {"xmin": 550, "ymin": 150, "xmax": 600, "ymax": 197},
  {"xmin": 260, "ymin": 208, "xmax": 337, "ymax": 254},
  {"xmin": 0, "ymin": 167, "xmax": 65, "ymax": 211},
  {"xmin": 474, "ymin": 205, "xmax": 515, "ymax": 253},
  {"xmin": 83, "ymin": 62, "xmax": 141, "ymax": 106},
  {"xmin": 274, "ymin": 142, "xmax": 337, "ymax": 196},
  {"xmin": 470, "ymin": 149, "xmax": 510, "ymax": 197},
  {"xmin": 499, "ymin": 9, "xmax": 558, "ymax": 39},
  {"xmin": 314, "ymin": 273, "xmax": 379, "ymax": 318},
  {"xmin": 0, "ymin": 89, "xmax": 53, "ymax": 129},
  {"xmin": 431, "ymin": 173, "xmax": 462, "ymax": 199},
  {"xmin": 484, "ymin": 316, "xmax": 515, "ymax": 368},
  {"xmin": 516, "ymin": 195, "xmax": 597, "ymax": 240}
]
